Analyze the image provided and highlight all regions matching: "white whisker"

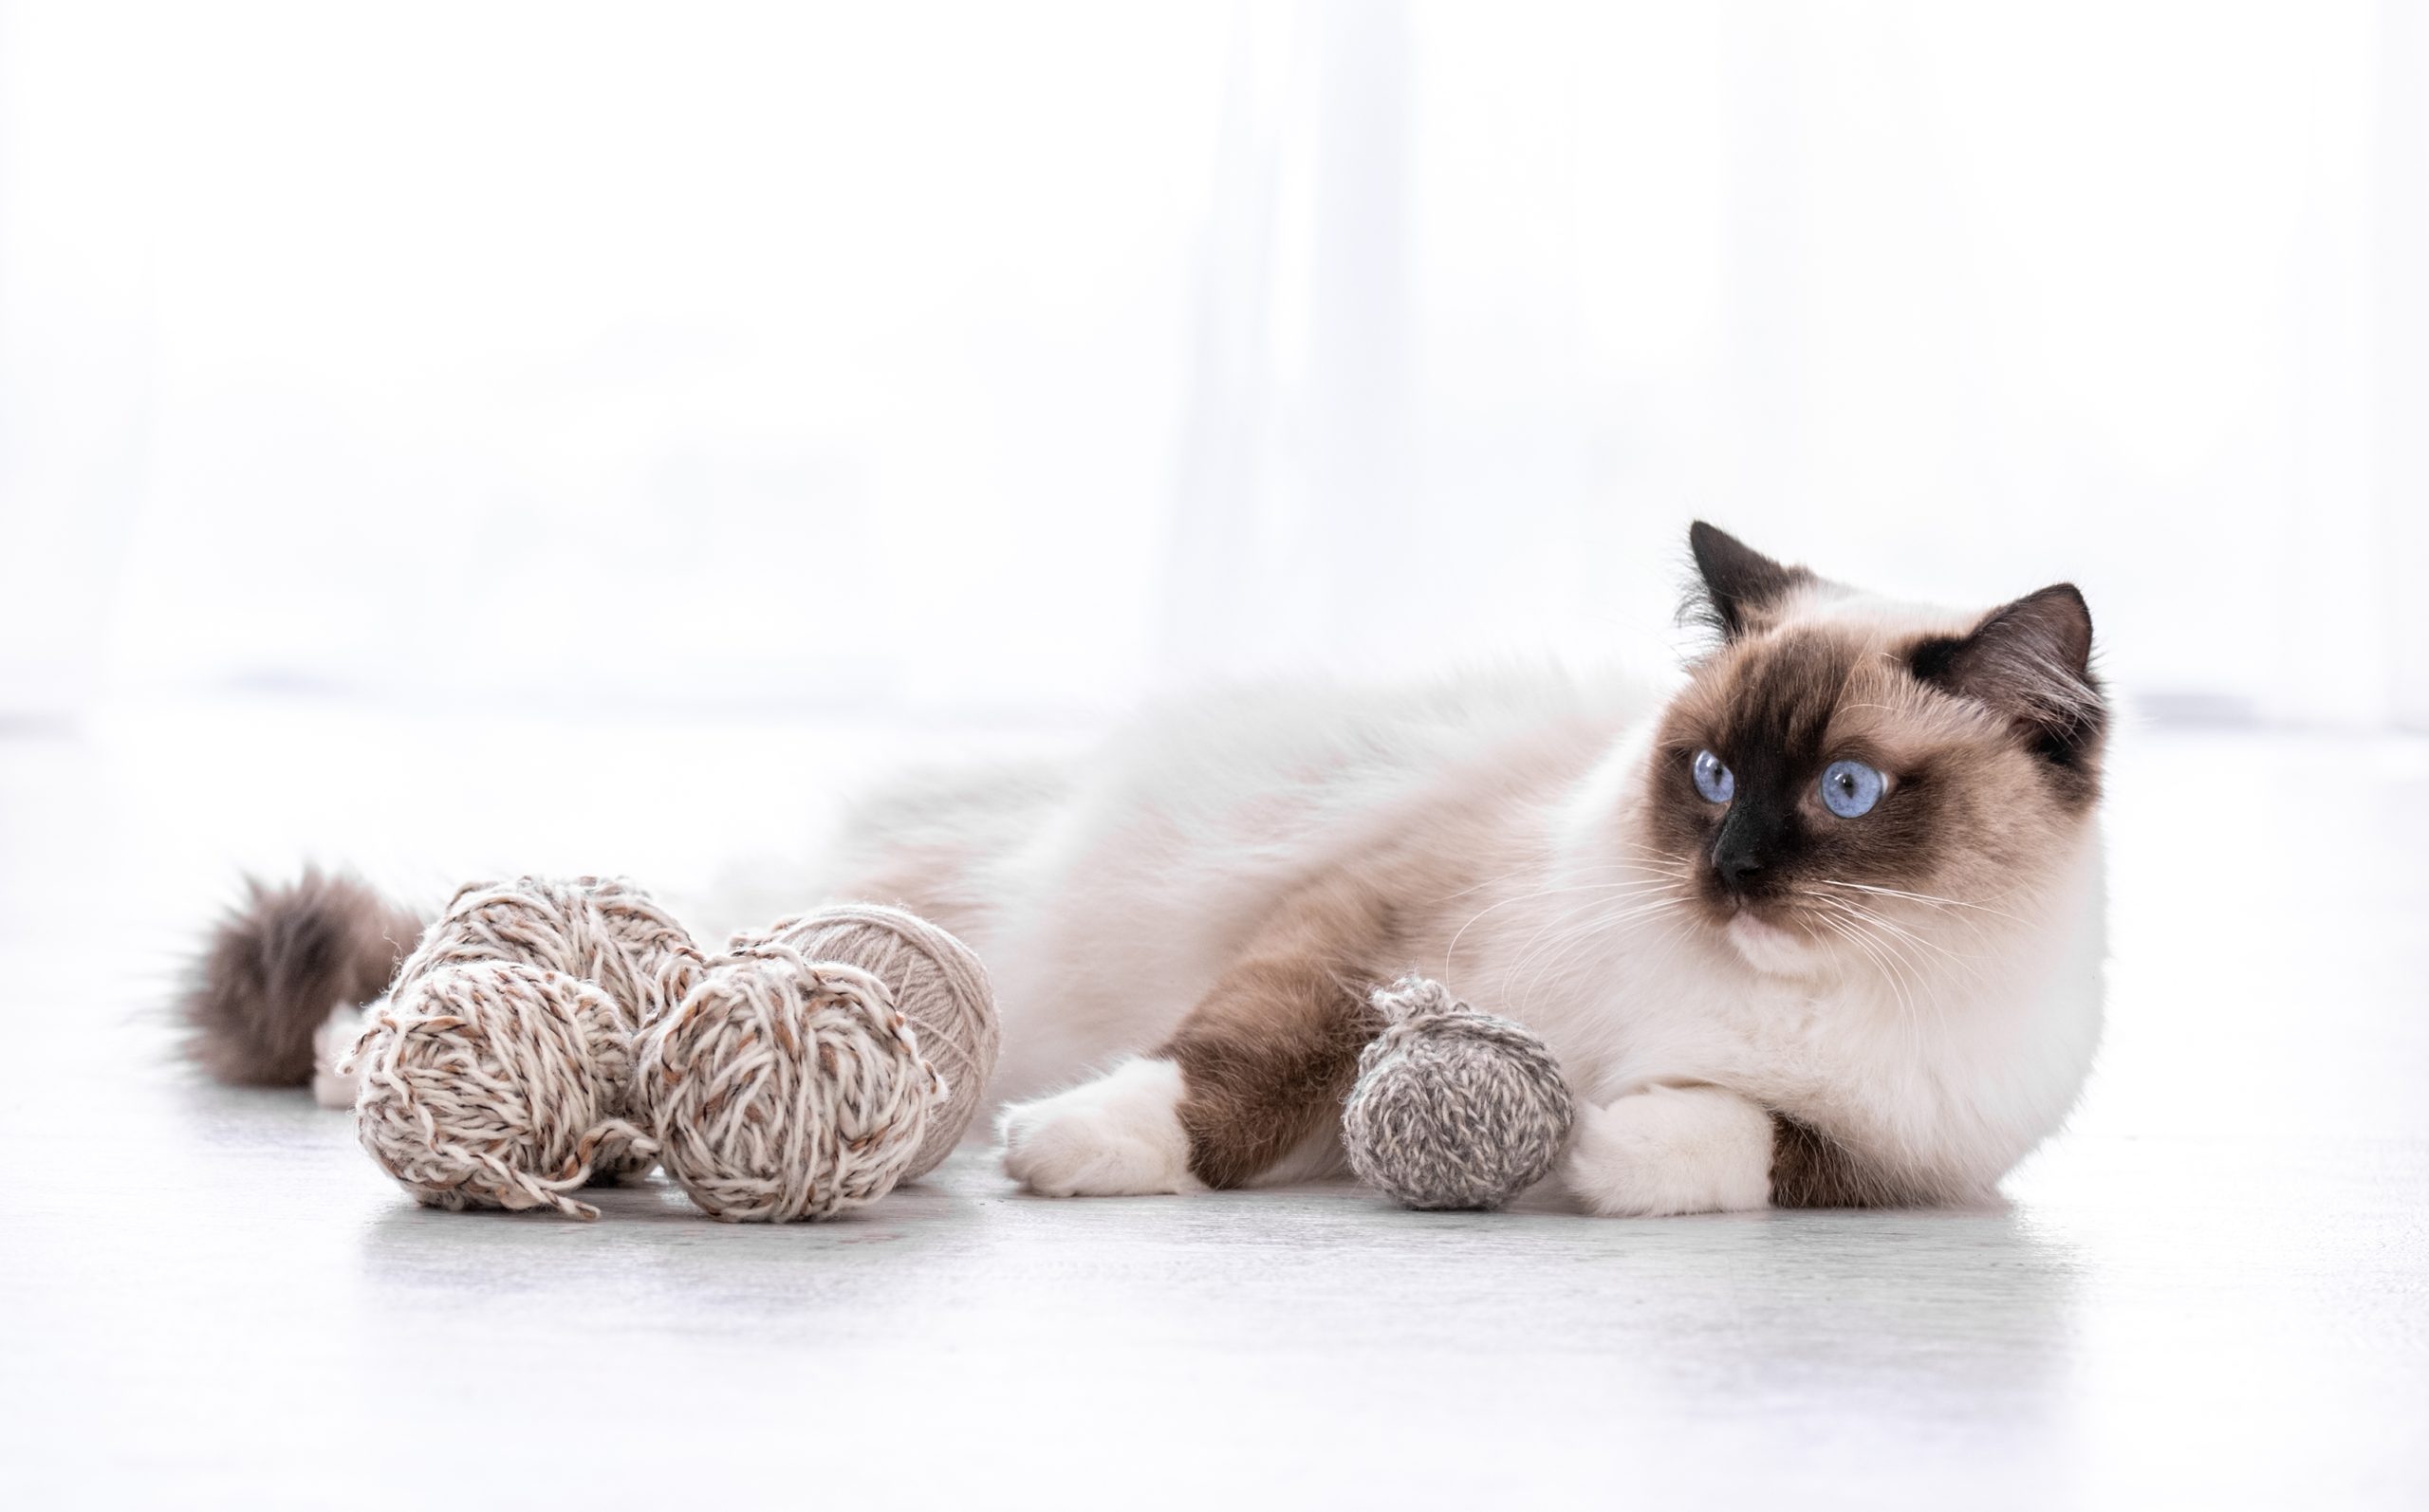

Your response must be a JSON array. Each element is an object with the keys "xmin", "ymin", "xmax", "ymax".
[
  {"xmin": 1508, "ymin": 894, "xmax": 1686, "ymax": 1016},
  {"xmin": 1442, "ymin": 876, "xmax": 1680, "ymax": 980},
  {"xmin": 1813, "ymin": 877, "xmax": 2024, "ymax": 925}
]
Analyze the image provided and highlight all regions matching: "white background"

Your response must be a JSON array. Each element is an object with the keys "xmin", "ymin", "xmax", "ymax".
[{"xmin": 3, "ymin": 0, "xmax": 2424, "ymax": 728}]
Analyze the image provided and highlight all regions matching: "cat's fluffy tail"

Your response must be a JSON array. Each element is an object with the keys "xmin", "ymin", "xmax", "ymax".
[{"xmin": 178, "ymin": 869, "xmax": 427, "ymax": 1087}]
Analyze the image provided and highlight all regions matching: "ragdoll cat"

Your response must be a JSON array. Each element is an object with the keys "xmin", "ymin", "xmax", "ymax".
[
  {"xmin": 833, "ymin": 522, "xmax": 2108, "ymax": 1212},
  {"xmin": 183, "ymin": 523, "xmax": 2106, "ymax": 1215}
]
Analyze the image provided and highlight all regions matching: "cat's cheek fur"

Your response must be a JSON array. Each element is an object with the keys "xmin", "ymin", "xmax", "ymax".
[
  {"xmin": 1564, "ymin": 1084, "xmax": 1774, "ymax": 1217},
  {"xmin": 998, "ymin": 1057, "xmax": 1206, "ymax": 1197}
]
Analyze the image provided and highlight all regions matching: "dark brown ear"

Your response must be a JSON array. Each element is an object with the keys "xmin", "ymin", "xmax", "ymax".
[
  {"xmin": 1911, "ymin": 584, "xmax": 2105, "ymax": 776},
  {"xmin": 1686, "ymin": 522, "xmax": 1812, "ymax": 640}
]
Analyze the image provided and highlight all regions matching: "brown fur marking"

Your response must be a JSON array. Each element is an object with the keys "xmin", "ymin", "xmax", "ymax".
[
  {"xmin": 179, "ymin": 869, "xmax": 427, "ymax": 1086},
  {"xmin": 1686, "ymin": 521, "xmax": 1819, "ymax": 641},
  {"xmin": 1908, "ymin": 584, "xmax": 2105, "ymax": 808},
  {"xmin": 1156, "ymin": 876, "xmax": 1397, "ymax": 1189},
  {"xmin": 1769, "ymin": 1112, "xmax": 1926, "ymax": 1208},
  {"xmin": 1649, "ymin": 629, "xmax": 1961, "ymax": 922}
]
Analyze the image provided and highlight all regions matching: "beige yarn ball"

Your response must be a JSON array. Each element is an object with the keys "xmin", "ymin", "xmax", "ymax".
[
  {"xmin": 741, "ymin": 903, "xmax": 999, "ymax": 1180},
  {"xmin": 380, "ymin": 875, "xmax": 705, "ymax": 1179},
  {"xmin": 637, "ymin": 938, "xmax": 944, "ymax": 1222},
  {"xmin": 395, "ymin": 875, "xmax": 707, "ymax": 1036},
  {"xmin": 350, "ymin": 962, "xmax": 656, "ymax": 1220}
]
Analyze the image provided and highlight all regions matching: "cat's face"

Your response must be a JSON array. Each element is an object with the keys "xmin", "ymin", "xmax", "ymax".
[{"xmin": 1644, "ymin": 524, "xmax": 2105, "ymax": 978}]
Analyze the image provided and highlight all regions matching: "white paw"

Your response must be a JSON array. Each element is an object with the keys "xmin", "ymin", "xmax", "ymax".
[
  {"xmin": 998, "ymin": 1057, "xmax": 1205, "ymax": 1197},
  {"xmin": 1564, "ymin": 1083, "xmax": 1773, "ymax": 1217},
  {"xmin": 312, "ymin": 1001, "xmax": 369, "ymax": 1110}
]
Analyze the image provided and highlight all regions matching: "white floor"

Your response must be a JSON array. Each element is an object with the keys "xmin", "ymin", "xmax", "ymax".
[{"xmin": 2, "ymin": 698, "xmax": 2424, "ymax": 1510}]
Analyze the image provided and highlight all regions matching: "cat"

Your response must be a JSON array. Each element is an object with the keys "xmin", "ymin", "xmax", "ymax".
[
  {"xmin": 830, "ymin": 522, "xmax": 2109, "ymax": 1212},
  {"xmin": 181, "ymin": 522, "xmax": 2107, "ymax": 1215}
]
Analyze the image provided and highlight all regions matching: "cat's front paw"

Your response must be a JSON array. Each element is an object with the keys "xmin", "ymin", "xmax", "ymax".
[
  {"xmin": 1564, "ymin": 1084, "xmax": 1773, "ymax": 1217},
  {"xmin": 998, "ymin": 1056, "xmax": 1206, "ymax": 1197}
]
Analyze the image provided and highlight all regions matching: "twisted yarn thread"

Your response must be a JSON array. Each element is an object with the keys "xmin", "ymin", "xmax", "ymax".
[
  {"xmin": 392, "ymin": 875, "xmax": 706, "ymax": 1038},
  {"xmin": 1341, "ymin": 975, "xmax": 1576, "ymax": 1211},
  {"xmin": 388, "ymin": 875, "xmax": 703, "ymax": 1173},
  {"xmin": 739, "ymin": 903, "xmax": 997, "ymax": 1180},
  {"xmin": 638, "ymin": 938, "xmax": 943, "ymax": 1222},
  {"xmin": 349, "ymin": 962, "xmax": 656, "ymax": 1219},
  {"xmin": 348, "ymin": 875, "xmax": 973, "ymax": 1223},
  {"xmin": 351, "ymin": 876, "xmax": 705, "ymax": 1208}
]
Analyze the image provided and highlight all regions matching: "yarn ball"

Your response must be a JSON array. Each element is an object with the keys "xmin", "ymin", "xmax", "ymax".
[
  {"xmin": 637, "ymin": 938, "xmax": 944, "ymax": 1222},
  {"xmin": 394, "ymin": 875, "xmax": 707, "ymax": 1037},
  {"xmin": 377, "ymin": 875, "xmax": 706, "ymax": 1178},
  {"xmin": 738, "ymin": 903, "xmax": 998, "ymax": 1180},
  {"xmin": 1341, "ymin": 976, "xmax": 1576, "ymax": 1211},
  {"xmin": 349, "ymin": 962, "xmax": 657, "ymax": 1220}
]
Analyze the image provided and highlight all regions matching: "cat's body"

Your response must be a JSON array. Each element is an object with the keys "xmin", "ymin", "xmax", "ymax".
[
  {"xmin": 828, "ymin": 669, "xmax": 1655, "ymax": 1116},
  {"xmin": 825, "ymin": 526, "xmax": 2110, "ymax": 1214},
  {"xmin": 182, "ymin": 524, "xmax": 2109, "ymax": 1216}
]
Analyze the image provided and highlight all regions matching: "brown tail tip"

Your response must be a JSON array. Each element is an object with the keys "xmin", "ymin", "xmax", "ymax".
[{"xmin": 178, "ymin": 868, "xmax": 428, "ymax": 1087}]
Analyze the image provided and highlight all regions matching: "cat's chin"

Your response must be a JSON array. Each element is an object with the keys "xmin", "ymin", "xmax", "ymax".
[{"xmin": 1722, "ymin": 911, "xmax": 1824, "ymax": 978}]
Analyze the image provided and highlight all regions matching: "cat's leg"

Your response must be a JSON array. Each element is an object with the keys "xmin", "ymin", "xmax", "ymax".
[
  {"xmin": 999, "ymin": 876, "xmax": 1386, "ymax": 1196},
  {"xmin": 1562, "ymin": 1082, "xmax": 1775, "ymax": 1217},
  {"xmin": 1766, "ymin": 1113, "xmax": 1918, "ymax": 1208},
  {"xmin": 1565, "ymin": 1087, "xmax": 1917, "ymax": 1214}
]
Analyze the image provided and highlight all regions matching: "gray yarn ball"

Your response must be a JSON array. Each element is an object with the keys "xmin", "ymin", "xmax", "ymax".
[{"xmin": 1341, "ymin": 976, "xmax": 1576, "ymax": 1211}]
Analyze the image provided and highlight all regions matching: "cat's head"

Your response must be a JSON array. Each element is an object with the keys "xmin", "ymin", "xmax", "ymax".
[{"xmin": 1646, "ymin": 522, "xmax": 2105, "ymax": 977}]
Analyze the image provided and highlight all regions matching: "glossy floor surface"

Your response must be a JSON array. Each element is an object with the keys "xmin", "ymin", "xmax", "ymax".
[{"xmin": 2, "ymin": 700, "xmax": 2424, "ymax": 1509}]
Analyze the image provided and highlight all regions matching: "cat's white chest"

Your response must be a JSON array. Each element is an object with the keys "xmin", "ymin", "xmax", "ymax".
[{"xmin": 1559, "ymin": 967, "xmax": 1865, "ymax": 1109}]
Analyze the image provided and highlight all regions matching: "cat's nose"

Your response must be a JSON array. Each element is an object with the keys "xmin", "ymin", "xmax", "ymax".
[
  {"xmin": 1711, "ymin": 809, "xmax": 1770, "ymax": 892},
  {"xmin": 1715, "ymin": 851, "xmax": 1763, "ymax": 888}
]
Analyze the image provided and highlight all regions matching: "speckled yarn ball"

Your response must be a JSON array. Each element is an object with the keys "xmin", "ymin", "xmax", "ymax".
[
  {"xmin": 349, "ymin": 962, "xmax": 656, "ymax": 1220},
  {"xmin": 637, "ymin": 938, "xmax": 944, "ymax": 1222},
  {"xmin": 394, "ymin": 875, "xmax": 707, "ymax": 1038},
  {"xmin": 1341, "ymin": 976, "xmax": 1576, "ymax": 1211},
  {"xmin": 377, "ymin": 875, "xmax": 706, "ymax": 1178},
  {"xmin": 739, "ymin": 904, "xmax": 999, "ymax": 1180}
]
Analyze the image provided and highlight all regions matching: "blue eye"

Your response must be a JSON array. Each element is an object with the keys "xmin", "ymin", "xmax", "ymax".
[
  {"xmin": 1820, "ymin": 760, "xmax": 1883, "ymax": 818},
  {"xmin": 1692, "ymin": 749, "xmax": 1734, "ymax": 803}
]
